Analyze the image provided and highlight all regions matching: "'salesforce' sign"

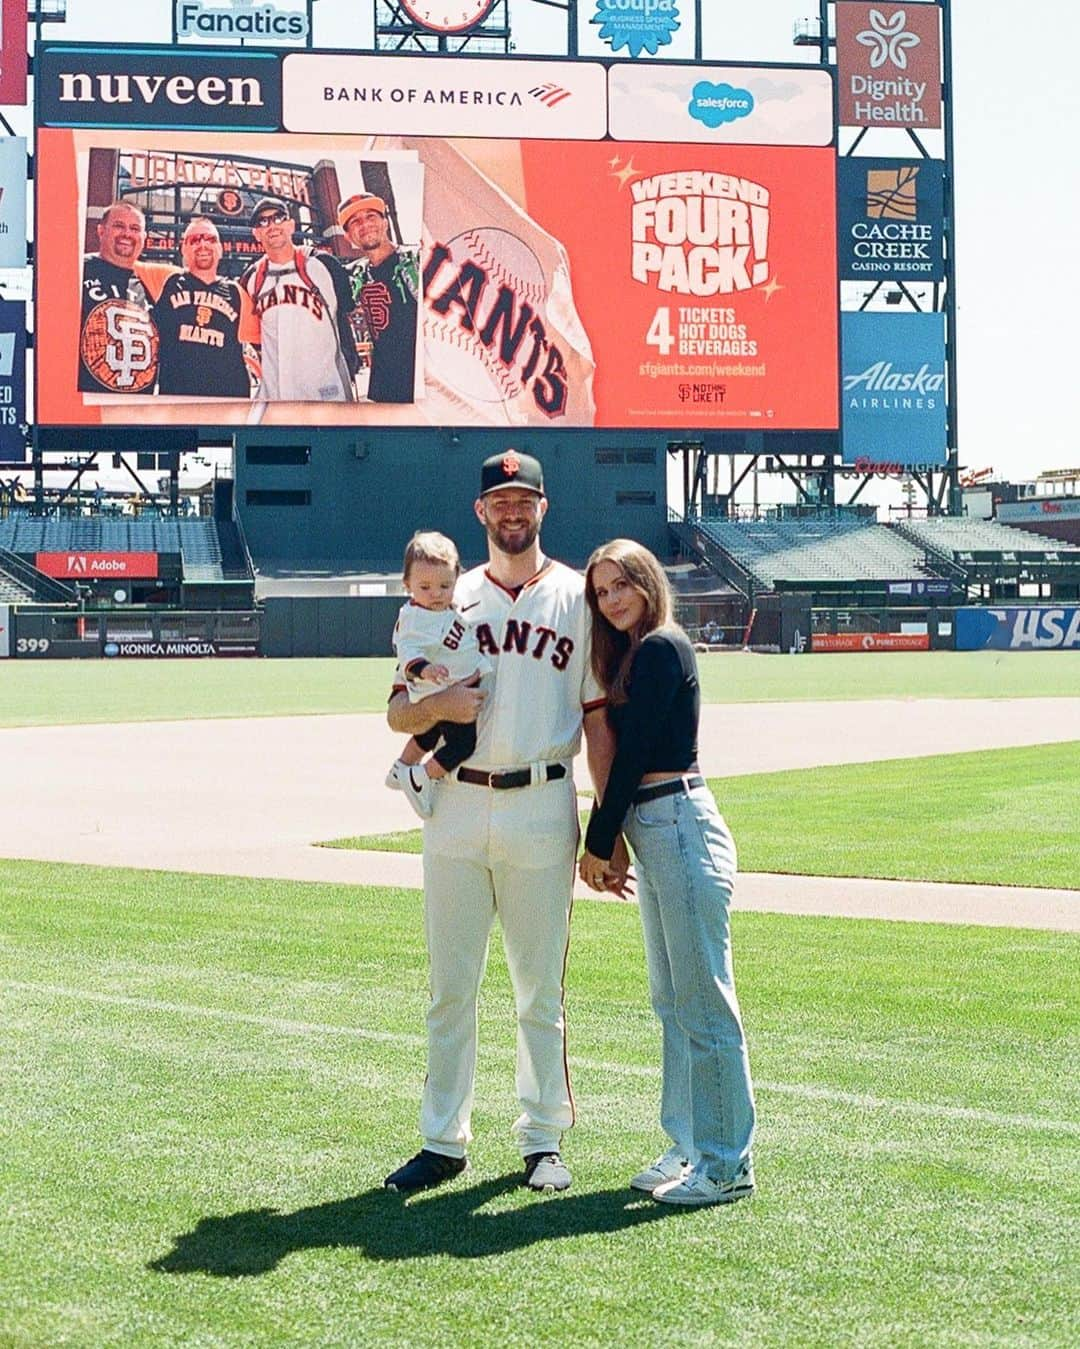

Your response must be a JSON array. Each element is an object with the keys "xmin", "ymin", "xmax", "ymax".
[{"xmin": 37, "ymin": 45, "xmax": 282, "ymax": 130}]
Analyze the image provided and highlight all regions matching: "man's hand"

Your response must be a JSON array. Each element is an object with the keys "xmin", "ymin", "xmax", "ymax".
[
  {"xmin": 579, "ymin": 843, "xmax": 635, "ymax": 900},
  {"xmin": 435, "ymin": 682, "xmax": 485, "ymax": 723},
  {"xmin": 419, "ymin": 663, "xmax": 451, "ymax": 684},
  {"xmin": 603, "ymin": 835, "xmax": 635, "ymax": 900},
  {"xmin": 387, "ymin": 683, "xmax": 486, "ymax": 735}
]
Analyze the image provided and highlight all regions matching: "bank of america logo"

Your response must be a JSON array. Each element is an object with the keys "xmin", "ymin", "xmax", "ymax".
[
  {"xmin": 528, "ymin": 83, "xmax": 573, "ymax": 108},
  {"xmin": 867, "ymin": 165, "xmax": 919, "ymax": 221}
]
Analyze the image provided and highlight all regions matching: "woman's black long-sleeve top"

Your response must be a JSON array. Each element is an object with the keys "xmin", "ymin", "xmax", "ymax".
[{"xmin": 584, "ymin": 627, "xmax": 700, "ymax": 861}]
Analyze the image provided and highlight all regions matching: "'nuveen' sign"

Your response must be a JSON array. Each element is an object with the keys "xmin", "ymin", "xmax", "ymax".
[{"xmin": 37, "ymin": 45, "xmax": 282, "ymax": 131}]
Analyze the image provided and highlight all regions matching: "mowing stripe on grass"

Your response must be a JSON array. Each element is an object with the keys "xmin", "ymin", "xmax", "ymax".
[{"xmin": 7, "ymin": 978, "xmax": 1078, "ymax": 1138}]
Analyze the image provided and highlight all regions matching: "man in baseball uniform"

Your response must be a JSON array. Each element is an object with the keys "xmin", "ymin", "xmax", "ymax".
[
  {"xmin": 337, "ymin": 192, "xmax": 419, "ymax": 404},
  {"xmin": 241, "ymin": 197, "xmax": 359, "ymax": 402},
  {"xmin": 384, "ymin": 450, "xmax": 617, "ymax": 1196}
]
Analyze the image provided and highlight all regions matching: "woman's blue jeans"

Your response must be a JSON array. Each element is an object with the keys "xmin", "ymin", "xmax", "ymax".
[{"xmin": 623, "ymin": 781, "xmax": 756, "ymax": 1181}]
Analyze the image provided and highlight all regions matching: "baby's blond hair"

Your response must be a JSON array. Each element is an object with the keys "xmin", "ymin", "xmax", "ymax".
[{"xmin": 403, "ymin": 531, "xmax": 460, "ymax": 582}]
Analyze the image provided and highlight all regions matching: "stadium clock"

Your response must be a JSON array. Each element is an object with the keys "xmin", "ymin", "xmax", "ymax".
[{"xmin": 399, "ymin": 1, "xmax": 495, "ymax": 33}]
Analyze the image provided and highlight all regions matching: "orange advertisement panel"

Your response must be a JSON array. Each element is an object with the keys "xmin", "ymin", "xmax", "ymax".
[
  {"xmin": 813, "ymin": 632, "xmax": 929, "ymax": 652},
  {"xmin": 520, "ymin": 140, "xmax": 838, "ymax": 429},
  {"xmin": 36, "ymin": 128, "xmax": 838, "ymax": 431}
]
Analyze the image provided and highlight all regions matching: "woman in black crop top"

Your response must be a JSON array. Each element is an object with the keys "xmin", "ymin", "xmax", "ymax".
[{"xmin": 579, "ymin": 539, "xmax": 756, "ymax": 1208}]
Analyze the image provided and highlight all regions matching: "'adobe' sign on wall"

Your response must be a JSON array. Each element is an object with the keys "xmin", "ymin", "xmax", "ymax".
[
  {"xmin": 35, "ymin": 552, "xmax": 159, "ymax": 579},
  {"xmin": 837, "ymin": 3, "xmax": 941, "ymax": 129}
]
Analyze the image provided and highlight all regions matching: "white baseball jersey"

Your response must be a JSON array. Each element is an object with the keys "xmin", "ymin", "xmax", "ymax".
[
  {"xmin": 242, "ymin": 248, "xmax": 355, "ymax": 402},
  {"xmin": 392, "ymin": 601, "xmax": 492, "ymax": 704},
  {"xmin": 453, "ymin": 558, "xmax": 604, "ymax": 768}
]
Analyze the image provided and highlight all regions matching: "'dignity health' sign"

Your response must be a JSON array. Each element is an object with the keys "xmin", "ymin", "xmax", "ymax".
[
  {"xmin": 841, "ymin": 312, "xmax": 946, "ymax": 465},
  {"xmin": 836, "ymin": 2, "xmax": 941, "ymax": 129}
]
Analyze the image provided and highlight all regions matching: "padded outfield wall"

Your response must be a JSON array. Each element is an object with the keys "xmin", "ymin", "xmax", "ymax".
[{"xmin": 233, "ymin": 428, "xmax": 670, "ymax": 571}]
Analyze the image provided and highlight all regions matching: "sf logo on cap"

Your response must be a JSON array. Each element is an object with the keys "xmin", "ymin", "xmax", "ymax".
[{"xmin": 502, "ymin": 451, "xmax": 521, "ymax": 477}]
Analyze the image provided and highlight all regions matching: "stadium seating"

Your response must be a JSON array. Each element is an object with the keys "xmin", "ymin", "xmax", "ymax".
[
  {"xmin": 894, "ymin": 516, "xmax": 1080, "ymax": 559},
  {"xmin": 0, "ymin": 514, "xmax": 253, "ymax": 586},
  {"xmin": 689, "ymin": 514, "xmax": 939, "ymax": 588}
]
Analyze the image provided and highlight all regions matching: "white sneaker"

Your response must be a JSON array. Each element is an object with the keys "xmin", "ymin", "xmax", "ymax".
[
  {"xmin": 652, "ymin": 1163, "xmax": 755, "ymax": 1207},
  {"xmin": 385, "ymin": 760, "xmax": 406, "ymax": 791},
  {"xmin": 402, "ymin": 766, "xmax": 436, "ymax": 820},
  {"xmin": 629, "ymin": 1147, "xmax": 691, "ymax": 1193}
]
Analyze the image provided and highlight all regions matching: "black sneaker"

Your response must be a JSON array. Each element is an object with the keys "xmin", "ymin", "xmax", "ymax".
[
  {"xmin": 384, "ymin": 1149, "xmax": 467, "ymax": 1193},
  {"xmin": 523, "ymin": 1152, "xmax": 571, "ymax": 1192}
]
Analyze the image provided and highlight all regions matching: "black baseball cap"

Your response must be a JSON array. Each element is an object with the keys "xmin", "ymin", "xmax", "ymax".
[
  {"xmin": 480, "ymin": 450, "xmax": 544, "ymax": 497},
  {"xmin": 250, "ymin": 196, "xmax": 289, "ymax": 227}
]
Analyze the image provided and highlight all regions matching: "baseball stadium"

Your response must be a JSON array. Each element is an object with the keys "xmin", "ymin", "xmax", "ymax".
[{"xmin": 0, "ymin": 3, "xmax": 1077, "ymax": 1347}]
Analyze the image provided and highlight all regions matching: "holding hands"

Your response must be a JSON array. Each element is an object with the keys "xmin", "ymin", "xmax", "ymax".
[{"xmin": 579, "ymin": 836, "xmax": 635, "ymax": 900}]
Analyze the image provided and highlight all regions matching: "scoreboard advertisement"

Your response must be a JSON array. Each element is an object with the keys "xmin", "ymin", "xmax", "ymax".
[{"xmin": 34, "ymin": 44, "xmax": 839, "ymax": 433}]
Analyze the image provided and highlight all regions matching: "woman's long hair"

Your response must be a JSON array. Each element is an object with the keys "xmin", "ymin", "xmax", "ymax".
[{"xmin": 585, "ymin": 539, "xmax": 676, "ymax": 703}]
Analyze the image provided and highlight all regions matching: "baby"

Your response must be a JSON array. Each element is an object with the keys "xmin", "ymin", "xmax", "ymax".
[{"xmin": 387, "ymin": 530, "xmax": 491, "ymax": 819}]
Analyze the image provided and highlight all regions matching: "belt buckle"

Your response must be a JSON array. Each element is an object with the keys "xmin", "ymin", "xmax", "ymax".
[{"xmin": 490, "ymin": 770, "xmax": 511, "ymax": 790}]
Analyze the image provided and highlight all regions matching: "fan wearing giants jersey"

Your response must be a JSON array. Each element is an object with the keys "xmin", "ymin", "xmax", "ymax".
[
  {"xmin": 242, "ymin": 197, "xmax": 359, "ymax": 403},
  {"xmin": 382, "ymin": 451, "xmax": 627, "ymax": 1200},
  {"xmin": 153, "ymin": 218, "xmax": 258, "ymax": 398},
  {"xmin": 79, "ymin": 202, "xmax": 173, "ymax": 396},
  {"xmin": 337, "ymin": 193, "xmax": 419, "ymax": 404}
]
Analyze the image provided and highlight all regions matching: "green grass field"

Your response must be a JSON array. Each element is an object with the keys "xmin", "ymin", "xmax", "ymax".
[
  {"xmin": 2, "ymin": 860, "xmax": 1077, "ymax": 1347},
  {"xmin": 2, "ymin": 649, "xmax": 1078, "ymax": 727},
  {"xmin": 325, "ymin": 742, "xmax": 1080, "ymax": 891}
]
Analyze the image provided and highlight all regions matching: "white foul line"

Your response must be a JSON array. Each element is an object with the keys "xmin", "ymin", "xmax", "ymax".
[{"xmin": 5, "ymin": 979, "xmax": 1078, "ymax": 1138}]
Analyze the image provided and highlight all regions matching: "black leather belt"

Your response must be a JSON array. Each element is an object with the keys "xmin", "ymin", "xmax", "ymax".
[
  {"xmin": 635, "ymin": 774, "xmax": 705, "ymax": 804},
  {"xmin": 458, "ymin": 764, "xmax": 568, "ymax": 790}
]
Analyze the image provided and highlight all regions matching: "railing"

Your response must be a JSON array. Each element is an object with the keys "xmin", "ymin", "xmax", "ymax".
[
  {"xmin": 0, "ymin": 548, "xmax": 78, "ymax": 602},
  {"xmin": 669, "ymin": 515, "xmax": 755, "ymax": 601}
]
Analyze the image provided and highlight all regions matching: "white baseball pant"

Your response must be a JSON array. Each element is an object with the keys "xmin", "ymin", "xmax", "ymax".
[{"xmin": 419, "ymin": 771, "xmax": 578, "ymax": 1159}]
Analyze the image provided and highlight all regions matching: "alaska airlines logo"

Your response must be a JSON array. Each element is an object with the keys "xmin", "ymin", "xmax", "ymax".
[
  {"xmin": 844, "ymin": 361, "xmax": 943, "ymax": 394},
  {"xmin": 57, "ymin": 71, "xmax": 265, "ymax": 107}
]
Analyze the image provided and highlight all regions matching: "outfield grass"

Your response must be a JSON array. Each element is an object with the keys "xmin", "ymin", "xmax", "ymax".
[
  {"xmin": 324, "ymin": 742, "xmax": 1080, "ymax": 891},
  {"xmin": 721, "ymin": 741, "xmax": 1080, "ymax": 890},
  {"xmin": 2, "ymin": 650, "xmax": 1078, "ymax": 728},
  {"xmin": 2, "ymin": 860, "xmax": 1076, "ymax": 1346}
]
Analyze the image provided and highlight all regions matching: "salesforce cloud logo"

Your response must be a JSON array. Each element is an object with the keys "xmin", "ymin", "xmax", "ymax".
[{"xmin": 689, "ymin": 81, "xmax": 754, "ymax": 129}]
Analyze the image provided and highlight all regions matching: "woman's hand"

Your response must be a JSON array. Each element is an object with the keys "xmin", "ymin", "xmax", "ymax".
[
  {"xmin": 578, "ymin": 849, "xmax": 610, "ymax": 892},
  {"xmin": 604, "ymin": 835, "xmax": 635, "ymax": 900},
  {"xmin": 579, "ymin": 846, "xmax": 635, "ymax": 899}
]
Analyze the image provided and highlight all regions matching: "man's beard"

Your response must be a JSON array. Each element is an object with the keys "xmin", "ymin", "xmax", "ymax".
[{"xmin": 486, "ymin": 515, "xmax": 540, "ymax": 556}]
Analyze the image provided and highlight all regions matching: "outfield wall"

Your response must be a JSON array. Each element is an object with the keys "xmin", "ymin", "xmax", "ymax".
[
  {"xmin": 955, "ymin": 606, "xmax": 1080, "ymax": 651},
  {"xmin": 233, "ymin": 431, "xmax": 670, "ymax": 571}
]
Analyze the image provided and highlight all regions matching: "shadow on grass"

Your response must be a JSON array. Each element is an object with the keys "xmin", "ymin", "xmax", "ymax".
[{"xmin": 149, "ymin": 1174, "xmax": 677, "ymax": 1276}]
